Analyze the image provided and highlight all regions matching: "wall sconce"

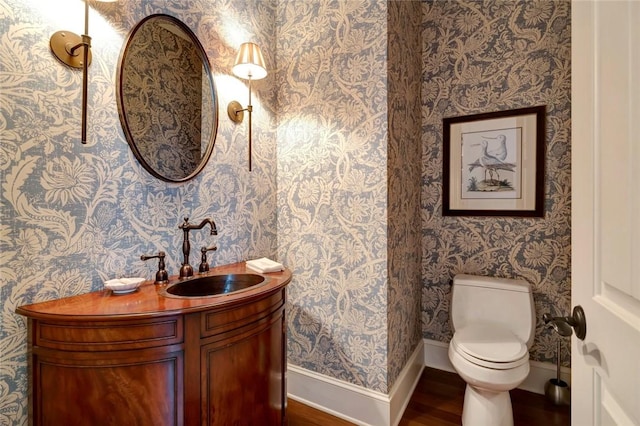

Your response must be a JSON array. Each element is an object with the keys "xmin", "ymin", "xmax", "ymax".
[
  {"xmin": 227, "ymin": 42, "xmax": 267, "ymax": 171},
  {"xmin": 49, "ymin": 0, "xmax": 116, "ymax": 145}
]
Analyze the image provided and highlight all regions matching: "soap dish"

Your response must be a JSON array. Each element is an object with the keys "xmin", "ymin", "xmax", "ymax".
[{"xmin": 104, "ymin": 277, "xmax": 145, "ymax": 294}]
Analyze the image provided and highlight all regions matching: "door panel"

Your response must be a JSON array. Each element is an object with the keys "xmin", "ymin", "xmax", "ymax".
[{"xmin": 571, "ymin": 1, "xmax": 640, "ymax": 425}]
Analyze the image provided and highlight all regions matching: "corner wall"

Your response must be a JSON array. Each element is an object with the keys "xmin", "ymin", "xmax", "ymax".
[
  {"xmin": 276, "ymin": 0, "xmax": 391, "ymax": 393},
  {"xmin": 276, "ymin": 0, "xmax": 423, "ymax": 394},
  {"xmin": 387, "ymin": 0, "xmax": 423, "ymax": 388}
]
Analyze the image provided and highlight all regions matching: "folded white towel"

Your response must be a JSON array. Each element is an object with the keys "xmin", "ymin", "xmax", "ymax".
[{"xmin": 246, "ymin": 257, "xmax": 284, "ymax": 273}]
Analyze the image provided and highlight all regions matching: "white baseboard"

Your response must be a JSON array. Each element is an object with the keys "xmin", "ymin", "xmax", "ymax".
[
  {"xmin": 287, "ymin": 338, "xmax": 571, "ymax": 425},
  {"xmin": 422, "ymin": 338, "xmax": 571, "ymax": 395},
  {"xmin": 389, "ymin": 341, "xmax": 425, "ymax": 426},
  {"xmin": 287, "ymin": 340, "xmax": 424, "ymax": 426}
]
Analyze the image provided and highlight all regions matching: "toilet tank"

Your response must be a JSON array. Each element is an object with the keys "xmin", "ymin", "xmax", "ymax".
[{"xmin": 451, "ymin": 274, "xmax": 535, "ymax": 347}]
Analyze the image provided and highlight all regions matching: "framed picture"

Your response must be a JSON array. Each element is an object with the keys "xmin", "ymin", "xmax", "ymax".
[{"xmin": 442, "ymin": 106, "xmax": 545, "ymax": 217}]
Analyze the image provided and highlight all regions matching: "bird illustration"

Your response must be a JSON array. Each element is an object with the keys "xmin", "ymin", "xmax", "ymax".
[
  {"xmin": 479, "ymin": 140, "xmax": 502, "ymax": 182},
  {"xmin": 468, "ymin": 136, "xmax": 514, "ymax": 185},
  {"xmin": 488, "ymin": 134, "xmax": 507, "ymax": 161}
]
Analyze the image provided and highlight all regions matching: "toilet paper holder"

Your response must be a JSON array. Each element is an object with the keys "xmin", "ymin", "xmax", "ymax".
[{"xmin": 541, "ymin": 307, "xmax": 586, "ymax": 406}]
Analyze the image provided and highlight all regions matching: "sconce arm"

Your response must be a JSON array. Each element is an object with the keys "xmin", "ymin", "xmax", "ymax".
[{"xmin": 69, "ymin": 35, "xmax": 92, "ymax": 56}]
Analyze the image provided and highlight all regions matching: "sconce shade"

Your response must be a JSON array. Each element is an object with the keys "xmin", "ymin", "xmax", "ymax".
[{"xmin": 232, "ymin": 42, "xmax": 267, "ymax": 80}]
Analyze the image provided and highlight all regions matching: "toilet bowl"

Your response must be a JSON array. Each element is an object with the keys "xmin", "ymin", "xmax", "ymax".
[
  {"xmin": 448, "ymin": 274, "xmax": 535, "ymax": 426},
  {"xmin": 449, "ymin": 324, "xmax": 530, "ymax": 426}
]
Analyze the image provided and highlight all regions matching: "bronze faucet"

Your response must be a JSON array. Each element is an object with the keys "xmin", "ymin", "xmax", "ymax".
[{"xmin": 178, "ymin": 217, "xmax": 217, "ymax": 278}]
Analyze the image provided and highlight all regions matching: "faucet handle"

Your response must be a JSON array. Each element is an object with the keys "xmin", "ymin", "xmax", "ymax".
[
  {"xmin": 140, "ymin": 251, "xmax": 169, "ymax": 284},
  {"xmin": 198, "ymin": 246, "xmax": 217, "ymax": 273}
]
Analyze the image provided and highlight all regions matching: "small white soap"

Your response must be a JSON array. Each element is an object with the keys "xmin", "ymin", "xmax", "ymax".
[{"xmin": 246, "ymin": 258, "xmax": 284, "ymax": 273}]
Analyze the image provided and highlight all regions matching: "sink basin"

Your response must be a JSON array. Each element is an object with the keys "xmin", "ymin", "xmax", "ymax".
[{"xmin": 164, "ymin": 273, "xmax": 266, "ymax": 297}]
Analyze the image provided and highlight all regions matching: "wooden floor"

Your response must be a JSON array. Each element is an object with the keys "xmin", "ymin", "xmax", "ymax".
[{"xmin": 287, "ymin": 367, "xmax": 571, "ymax": 426}]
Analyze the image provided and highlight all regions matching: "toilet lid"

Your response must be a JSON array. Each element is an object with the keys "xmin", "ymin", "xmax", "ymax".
[{"xmin": 452, "ymin": 324, "xmax": 529, "ymax": 368}]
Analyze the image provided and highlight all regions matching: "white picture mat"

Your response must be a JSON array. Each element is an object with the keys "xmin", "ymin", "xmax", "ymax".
[{"xmin": 448, "ymin": 113, "xmax": 538, "ymax": 211}]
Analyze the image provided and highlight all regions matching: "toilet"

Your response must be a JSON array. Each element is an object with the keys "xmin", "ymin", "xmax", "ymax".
[{"xmin": 448, "ymin": 274, "xmax": 535, "ymax": 426}]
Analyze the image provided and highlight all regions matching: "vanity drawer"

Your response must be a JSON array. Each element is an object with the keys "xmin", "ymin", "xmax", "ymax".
[
  {"xmin": 34, "ymin": 316, "xmax": 184, "ymax": 351},
  {"xmin": 199, "ymin": 289, "xmax": 285, "ymax": 340}
]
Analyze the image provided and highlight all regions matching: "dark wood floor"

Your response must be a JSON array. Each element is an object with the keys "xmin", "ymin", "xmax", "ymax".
[{"xmin": 288, "ymin": 367, "xmax": 571, "ymax": 426}]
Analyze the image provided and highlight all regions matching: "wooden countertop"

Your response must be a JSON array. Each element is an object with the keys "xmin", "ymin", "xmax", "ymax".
[{"xmin": 16, "ymin": 262, "xmax": 291, "ymax": 321}]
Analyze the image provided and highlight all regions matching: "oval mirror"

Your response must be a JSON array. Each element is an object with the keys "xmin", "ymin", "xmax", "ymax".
[{"xmin": 117, "ymin": 14, "xmax": 218, "ymax": 182}]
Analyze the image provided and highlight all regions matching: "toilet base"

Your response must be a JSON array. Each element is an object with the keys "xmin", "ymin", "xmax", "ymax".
[{"xmin": 462, "ymin": 384, "xmax": 514, "ymax": 426}]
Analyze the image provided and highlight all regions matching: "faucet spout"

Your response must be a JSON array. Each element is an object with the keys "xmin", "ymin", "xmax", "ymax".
[
  {"xmin": 191, "ymin": 218, "xmax": 217, "ymax": 235},
  {"xmin": 178, "ymin": 217, "xmax": 218, "ymax": 278}
]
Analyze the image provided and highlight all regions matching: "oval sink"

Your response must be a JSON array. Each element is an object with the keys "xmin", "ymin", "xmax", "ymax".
[{"xmin": 165, "ymin": 273, "xmax": 266, "ymax": 297}]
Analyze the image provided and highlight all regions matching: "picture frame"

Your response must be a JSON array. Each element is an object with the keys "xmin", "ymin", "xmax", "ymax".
[{"xmin": 442, "ymin": 106, "xmax": 545, "ymax": 217}]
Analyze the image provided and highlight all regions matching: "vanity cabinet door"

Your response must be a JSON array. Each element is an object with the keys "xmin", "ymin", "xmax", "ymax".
[
  {"xmin": 201, "ymin": 314, "xmax": 284, "ymax": 425},
  {"xmin": 27, "ymin": 316, "xmax": 185, "ymax": 426},
  {"xmin": 199, "ymin": 293, "xmax": 286, "ymax": 425},
  {"xmin": 33, "ymin": 345, "xmax": 184, "ymax": 426}
]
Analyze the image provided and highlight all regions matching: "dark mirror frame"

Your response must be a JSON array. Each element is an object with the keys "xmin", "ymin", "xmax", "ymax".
[{"xmin": 116, "ymin": 14, "xmax": 218, "ymax": 183}]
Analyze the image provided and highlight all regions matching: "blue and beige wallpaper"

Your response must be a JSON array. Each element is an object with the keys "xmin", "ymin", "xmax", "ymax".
[
  {"xmin": 386, "ymin": 0, "xmax": 423, "ymax": 390},
  {"xmin": 421, "ymin": 0, "xmax": 572, "ymax": 365},
  {"xmin": 277, "ymin": 1, "xmax": 393, "ymax": 393},
  {"xmin": 276, "ymin": 0, "xmax": 422, "ymax": 394}
]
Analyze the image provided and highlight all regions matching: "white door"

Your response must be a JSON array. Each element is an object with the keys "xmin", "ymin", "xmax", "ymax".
[{"xmin": 571, "ymin": 1, "xmax": 640, "ymax": 425}]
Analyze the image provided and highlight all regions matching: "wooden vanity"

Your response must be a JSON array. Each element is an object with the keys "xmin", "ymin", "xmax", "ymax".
[{"xmin": 16, "ymin": 262, "xmax": 291, "ymax": 426}]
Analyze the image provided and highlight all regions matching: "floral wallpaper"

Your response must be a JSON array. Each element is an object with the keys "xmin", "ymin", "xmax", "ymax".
[
  {"xmin": 276, "ymin": 0, "xmax": 391, "ymax": 393},
  {"xmin": 277, "ymin": 0, "xmax": 425, "ymax": 393},
  {"xmin": 0, "ymin": 1, "xmax": 277, "ymax": 424},
  {"xmin": 420, "ymin": 0, "xmax": 572, "ymax": 366},
  {"xmin": 386, "ymin": 1, "xmax": 423, "ymax": 390}
]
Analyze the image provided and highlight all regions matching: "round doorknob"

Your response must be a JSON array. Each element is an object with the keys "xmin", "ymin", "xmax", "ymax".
[{"xmin": 570, "ymin": 305, "xmax": 587, "ymax": 340}]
